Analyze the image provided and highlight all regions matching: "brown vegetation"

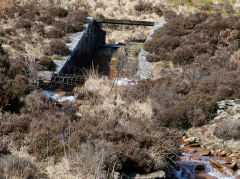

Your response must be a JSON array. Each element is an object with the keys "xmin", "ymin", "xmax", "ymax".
[
  {"xmin": 44, "ymin": 40, "xmax": 69, "ymax": 56},
  {"xmin": 0, "ymin": 87, "xmax": 179, "ymax": 177},
  {"xmin": 1, "ymin": 1, "xmax": 240, "ymax": 178},
  {"xmin": 0, "ymin": 155, "xmax": 38, "ymax": 179},
  {"xmin": 214, "ymin": 120, "xmax": 240, "ymax": 140},
  {"xmin": 123, "ymin": 12, "xmax": 240, "ymax": 129},
  {"xmin": 134, "ymin": 1, "xmax": 153, "ymax": 13}
]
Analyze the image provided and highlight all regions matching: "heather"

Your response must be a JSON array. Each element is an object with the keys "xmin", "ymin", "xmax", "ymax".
[
  {"xmin": 1, "ymin": 0, "xmax": 240, "ymax": 178},
  {"xmin": 140, "ymin": 12, "xmax": 240, "ymax": 128}
]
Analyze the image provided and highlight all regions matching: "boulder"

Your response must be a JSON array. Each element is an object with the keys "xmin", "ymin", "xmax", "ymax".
[
  {"xmin": 195, "ymin": 163, "xmax": 205, "ymax": 171},
  {"xmin": 183, "ymin": 137, "xmax": 199, "ymax": 145},
  {"xmin": 223, "ymin": 157, "xmax": 232, "ymax": 164},
  {"xmin": 201, "ymin": 150, "xmax": 210, "ymax": 156},
  {"xmin": 196, "ymin": 173, "xmax": 218, "ymax": 179},
  {"xmin": 75, "ymin": 112, "xmax": 82, "ymax": 118},
  {"xmin": 219, "ymin": 151, "xmax": 227, "ymax": 157},
  {"xmin": 209, "ymin": 159, "xmax": 224, "ymax": 169},
  {"xmin": 134, "ymin": 170, "xmax": 166, "ymax": 179},
  {"xmin": 229, "ymin": 161, "xmax": 238, "ymax": 171},
  {"xmin": 210, "ymin": 150, "xmax": 215, "ymax": 156},
  {"xmin": 187, "ymin": 143, "xmax": 200, "ymax": 147}
]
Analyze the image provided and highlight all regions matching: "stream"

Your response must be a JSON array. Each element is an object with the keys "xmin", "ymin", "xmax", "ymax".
[{"xmin": 173, "ymin": 143, "xmax": 240, "ymax": 179}]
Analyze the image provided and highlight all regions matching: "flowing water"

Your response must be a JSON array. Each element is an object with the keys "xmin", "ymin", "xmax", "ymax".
[{"xmin": 173, "ymin": 144, "xmax": 240, "ymax": 179}]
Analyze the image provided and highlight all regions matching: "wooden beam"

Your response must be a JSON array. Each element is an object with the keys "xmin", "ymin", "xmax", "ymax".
[{"xmin": 95, "ymin": 19, "xmax": 155, "ymax": 26}]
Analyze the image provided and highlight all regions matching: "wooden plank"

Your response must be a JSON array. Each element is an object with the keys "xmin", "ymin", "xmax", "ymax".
[{"xmin": 95, "ymin": 19, "xmax": 155, "ymax": 26}]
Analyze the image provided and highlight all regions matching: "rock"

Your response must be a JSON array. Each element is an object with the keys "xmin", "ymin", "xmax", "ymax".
[
  {"xmin": 230, "ymin": 161, "xmax": 238, "ymax": 171},
  {"xmin": 75, "ymin": 112, "xmax": 82, "ymax": 118},
  {"xmin": 223, "ymin": 157, "xmax": 232, "ymax": 164},
  {"xmin": 187, "ymin": 143, "xmax": 200, "ymax": 147},
  {"xmin": 210, "ymin": 159, "xmax": 224, "ymax": 169},
  {"xmin": 196, "ymin": 173, "xmax": 218, "ymax": 179},
  {"xmin": 229, "ymin": 153, "xmax": 239, "ymax": 159},
  {"xmin": 134, "ymin": 170, "xmax": 166, "ymax": 179},
  {"xmin": 113, "ymin": 172, "xmax": 120, "ymax": 179},
  {"xmin": 183, "ymin": 137, "xmax": 199, "ymax": 145},
  {"xmin": 219, "ymin": 151, "xmax": 227, "ymax": 157},
  {"xmin": 191, "ymin": 155, "xmax": 201, "ymax": 160},
  {"xmin": 195, "ymin": 163, "xmax": 205, "ymax": 171},
  {"xmin": 201, "ymin": 150, "xmax": 210, "ymax": 156},
  {"xmin": 0, "ymin": 112, "xmax": 2, "ymax": 120},
  {"xmin": 210, "ymin": 150, "xmax": 215, "ymax": 156}
]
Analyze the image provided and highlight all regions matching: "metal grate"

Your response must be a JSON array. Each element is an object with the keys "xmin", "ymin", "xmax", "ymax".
[{"xmin": 27, "ymin": 73, "xmax": 84, "ymax": 90}]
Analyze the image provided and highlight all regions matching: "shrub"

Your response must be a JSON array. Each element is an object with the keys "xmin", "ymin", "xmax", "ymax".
[
  {"xmin": 67, "ymin": 10, "xmax": 88, "ymax": 23},
  {"xmin": 214, "ymin": 120, "xmax": 240, "ymax": 140},
  {"xmin": 0, "ymin": 114, "xmax": 30, "ymax": 136},
  {"xmin": 38, "ymin": 15, "xmax": 54, "ymax": 25},
  {"xmin": 53, "ymin": 21, "xmax": 76, "ymax": 34},
  {"xmin": 0, "ymin": 155, "xmax": 38, "ymax": 179},
  {"xmin": 48, "ymin": 7, "xmax": 68, "ymax": 18},
  {"xmin": 32, "ymin": 23, "xmax": 45, "ymax": 35},
  {"xmin": 0, "ymin": 55, "xmax": 30, "ymax": 112},
  {"xmin": 15, "ymin": 18, "xmax": 32, "ymax": 29},
  {"xmin": 154, "ymin": 7, "xmax": 164, "ymax": 16},
  {"xmin": 28, "ymin": 132, "xmax": 64, "ymax": 160},
  {"xmin": 134, "ymin": 1, "xmax": 153, "ymax": 12},
  {"xmin": 44, "ymin": 28, "xmax": 65, "ymax": 38},
  {"xmin": 38, "ymin": 56, "xmax": 55, "ymax": 70},
  {"xmin": 144, "ymin": 13, "xmax": 240, "ymax": 65},
  {"xmin": 44, "ymin": 40, "xmax": 69, "ymax": 56}
]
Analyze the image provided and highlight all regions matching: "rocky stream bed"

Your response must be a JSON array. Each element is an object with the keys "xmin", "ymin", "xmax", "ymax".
[{"xmin": 173, "ymin": 137, "xmax": 240, "ymax": 179}]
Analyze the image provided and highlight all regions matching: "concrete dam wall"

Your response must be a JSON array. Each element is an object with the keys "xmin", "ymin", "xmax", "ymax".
[{"xmin": 57, "ymin": 18, "xmax": 106, "ymax": 74}]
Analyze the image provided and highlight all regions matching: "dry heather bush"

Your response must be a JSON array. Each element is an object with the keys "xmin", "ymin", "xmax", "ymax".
[
  {"xmin": 0, "ymin": 52, "xmax": 30, "ymax": 112},
  {"xmin": 44, "ymin": 28, "xmax": 65, "ymax": 38},
  {"xmin": 28, "ymin": 132, "xmax": 64, "ymax": 161},
  {"xmin": 214, "ymin": 120, "xmax": 240, "ymax": 140},
  {"xmin": 230, "ymin": 49, "xmax": 240, "ymax": 67},
  {"xmin": 15, "ymin": 18, "xmax": 32, "ymax": 29},
  {"xmin": 44, "ymin": 40, "xmax": 69, "ymax": 56},
  {"xmin": 1, "ymin": 82, "xmax": 177, "ymax": 175},
  {"xmin": 38, "ymin": 14, "xmax": 55, "ymax": 25},
  {"xmin": 84, "ymin": 75, "xmax": 112, "ymax": 97},
  {"xmin": 0, "ymin": 114, "xmax": 30, "ymax": 136},
  {"xmin": 135, "ymin": 12, "xmax": 240, "ymax": 128},
  {"xmin": 123, "ymin": 67, "xmax": 240, "ymax": 128},
  {"xmin": 64, "ymin": 141, "xmax": 110, "ymax": 178},
  {"xmin": 48, "ymin": 7, "xmax": 68, "ymax": 18},
  {"xmin": 38, "ymin": 56, "xmax": 54, "ymax": 70},
  {"xmin": 0, "ymin": 155, "xmax": 37, "ymax": 178},
  {"xmin": 46, "ymin": 140, "xmax": 110, "ymax": 178},
  {"xmin": 32, "ymin": 23, "xmax": 45, "ymax": 35},
  {"xmin": 134, "ymin": 1, "xmax": 153, "ymax": 12},
  {"xmin": 0, "ymin": 0, "xmax": 16, "ymax": 13}
]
